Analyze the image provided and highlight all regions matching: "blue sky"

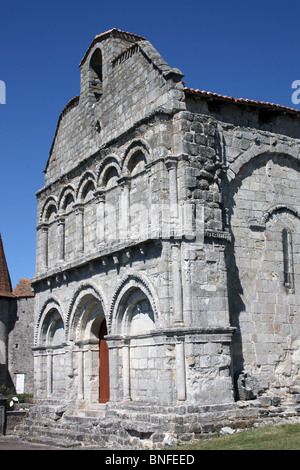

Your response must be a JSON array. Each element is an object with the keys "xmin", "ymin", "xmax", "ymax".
[{"xmin": 0, "ymin": 0, "xmax": 300, "ymax": 288}]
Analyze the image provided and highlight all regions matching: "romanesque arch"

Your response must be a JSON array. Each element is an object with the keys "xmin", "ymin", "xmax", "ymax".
[
  {"xmin": 38, "ymin": 198, "xmax": 59, "ymax": 269},
  {"xmin": 76, "ymin": 172, "xmax": 96, "ymax": 201},
  {"xmin": 35, "ymin": 297, "xmax": 64, "ymax": 345},
  {"xmin": 66, "ymin": 283, "xmax": 109, "ymax": 403},
  {"xmin": 66, "ymin": 283, "xmax": 107, "ymax": 341},
  {"xmin": 109, "ymin": 273, "xmax": 159, "ymax": 334},
  {"xmin": 34, "ymin": 298, "xmax": 66, "ymax": 398},
  {"xmin": 97, "ymin": 155, "xmax": 121, "ymax": 189},
  {"xmin": 75, "ymin": 172, "xmax": 97, "ymax": 253},
  {"xmin": 58, "ymin": 185, "xmax": 75, "ymax": 211},
  {"xmin": 96, "ymin": 157, "xmax": 121, "ymax": 243},
  {"xmin": 121, "ymin": 141, "xmax": 151, "ymax": 242},
  {"xmin": 122, "ymin": 139, "xmax": 151, "ymax": 175},
  {"xmin": 40, "ymin": 196, "xmax": 58, "ymax": 223},
  {"xmin": 226, "ymin": 143, "xmax": 299, "ymax": 183},
  {"xmin": 108, "ymin": 273, "xmax": 162, "ymax": 403}
]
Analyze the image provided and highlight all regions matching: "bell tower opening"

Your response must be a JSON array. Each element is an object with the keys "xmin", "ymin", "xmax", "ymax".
[{"xmin": 89, "ymin": 48, "xmax": 103, "ymax": 101}]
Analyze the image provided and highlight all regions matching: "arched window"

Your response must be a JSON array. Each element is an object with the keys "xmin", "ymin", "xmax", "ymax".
[
  {"xmin": 89, "ymin": 49, "xmax": 103, "ymax": 101},
  {"xmin": 282, "ymin": 228, "xmax": 294, "ymax": 291}
]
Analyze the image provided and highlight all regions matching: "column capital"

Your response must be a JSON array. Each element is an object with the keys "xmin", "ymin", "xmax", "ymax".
[
  {"xmin": 74, "ymin": 202, "xmax": 84, "ymax": 214},
  {"xmin": 56, "ymin": 215, "xmax": 65, "ymax": 225},
  {"xmin": 94, "ymin": 190, "xmax": 105, "ymax": 202},
  {"xmin": 117, "ymin": 176, "xmax": 131, "ymax": 189},
  {"xmin": 164, "ymin": 156, "xmax": 178, "ymax": 171},
  {"xmin": 37, "ymin": 222, "xmax": 49, "ymax": 232}
]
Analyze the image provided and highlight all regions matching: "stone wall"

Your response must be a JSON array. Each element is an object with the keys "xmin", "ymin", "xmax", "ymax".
[
  {"xmin": 183, "ymin": 93, "xmax": 300, "ymax": 399},
  {"xmin": 8, "ymin": 296, "xmax": 35, "ymax": 394},
  {"xmin": 226, "ymin": 154, "xmax": 300, "ymax": 397}
]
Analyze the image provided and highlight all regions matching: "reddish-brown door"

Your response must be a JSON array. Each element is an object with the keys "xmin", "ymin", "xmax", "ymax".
[{"xmin": 99, "ymin": 319, "xmax": 109, "ymax": 403}]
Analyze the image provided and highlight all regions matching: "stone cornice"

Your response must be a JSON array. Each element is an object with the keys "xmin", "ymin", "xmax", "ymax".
[{"xmin": 31, "ymin": 238, "xmax": 161, "ymax": 286}]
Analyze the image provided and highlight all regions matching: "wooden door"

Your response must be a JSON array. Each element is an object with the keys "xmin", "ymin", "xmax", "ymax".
[{"xmin": 99, "ymin": 319, "xmax": 109, "ymax": 403}]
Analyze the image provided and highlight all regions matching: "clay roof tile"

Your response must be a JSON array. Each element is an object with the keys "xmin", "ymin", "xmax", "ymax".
[
  {"xmin": 13, "ymin": 278, "xmax": 34, "ymax": 298},
  {"xmin": 184, "ymin": 87, "xmax": 300, "ymax": 115}
]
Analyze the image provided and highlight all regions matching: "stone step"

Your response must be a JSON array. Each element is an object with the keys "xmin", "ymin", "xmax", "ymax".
[
  {"xmin": 66, "ymin": 403, "xmax": 107, "ymax": 419},
  {"xmin": 17, "ymin": 424, "xmax": 85, "ymax": 447},
  {"xmin": 16, "ymin": 420, "xmax": 112, "ymax": 448}
]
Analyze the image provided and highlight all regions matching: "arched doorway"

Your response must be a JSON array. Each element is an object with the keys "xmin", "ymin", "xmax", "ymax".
[
  {"xmin": 99, "ymin": 318, "xmax": 109, "ymax": 403},
  {"xmin": 67, "ymin": 286, "xmax": 109, "ymax": 405}
]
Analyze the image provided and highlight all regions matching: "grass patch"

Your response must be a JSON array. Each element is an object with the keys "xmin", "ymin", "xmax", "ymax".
[{"xmin": 175, "ymin": 423, "xmax": 300, "ymax": 450}]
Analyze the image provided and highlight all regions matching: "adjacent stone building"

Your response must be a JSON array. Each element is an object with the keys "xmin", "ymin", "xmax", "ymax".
[
  {"xmin": 0, "ymin": 234, "xmax": 16, "ymax": 389},
  {"xmin": 0, "ymin": 234, "xmax": 34, "ymax": 394},
  {"xmin": 10, "ymin": 278, "xmax": 35, "ymax": 394},
  {"xmin": 28, "ymin": 29, "xmax": 300, "ymax": 446}
]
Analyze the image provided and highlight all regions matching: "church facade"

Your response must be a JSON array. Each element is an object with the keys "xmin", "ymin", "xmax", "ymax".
[{"xmin": 32, "ymin": 29, "xmax": 300, "ymax": 428}]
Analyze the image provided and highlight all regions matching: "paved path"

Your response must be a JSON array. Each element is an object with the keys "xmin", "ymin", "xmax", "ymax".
[
  {"xmin": 0, "ymin": 435, "xmax": 63, "ymax": 450},
  {"xmin": 0, "ymin": 435, "xmax": 109, "ymax": 450}
]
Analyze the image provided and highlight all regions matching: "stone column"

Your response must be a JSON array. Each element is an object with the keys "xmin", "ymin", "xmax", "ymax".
[
  {"xmin": 33, "ymin": 351, "xmax": 43, "ymax": 398},
  {"xmin": 119, "ymin": 178, "xmax": 130, "ymax": 241},
  {"xmin": 165, "ymin": 157, "xmax": 179, "ymax": 219},
  {"xmin": 41, "ymin": 224, "xmax": 49, "ymax": 269},
  {"xmin": 183, "ymin": 201, "xmax": 195, "ymax": 239},
  {"xmin": 94, "ymin": 191, "xmax": 105, "ymax": 245},
  {"xmin": 77, "ymin": 348, "xmax": 84, "ymax": 399},
  {"xmin": 46, "ymin": 349, "xmax": 53, "ymax": 397},
  {"xmin": 122, "ymin": 339, "xmax": 131, "ymax": 401},
  {"xmin": 84, "ymin": 347, "xmax": 93, "ymax": 404},
  {"xmin": 74, "ymin": 203, "xmax": 84, "ymax": 253},
  {"xmin": 175, "ymin": 339, "xmax": 186, "ymax": 401},
  {"xmin": 66, "ymin": 346, "xmax": 74, "ymax": 378},
  {"xmin": 171, "ymin": 241, "xmax": 183, "ymax": 325},
  {"xmin": 56, "ymin": 215, "xmax": 65, "ymax": 261},
  {"xmin": 182, "ymin": 249, "xmax": 193, "ymax": 326}
]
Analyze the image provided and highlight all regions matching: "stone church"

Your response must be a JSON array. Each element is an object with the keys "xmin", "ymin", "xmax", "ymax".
[{"xmin": 24, "ymin": 28, "xmax": 300, "ymax": 447}]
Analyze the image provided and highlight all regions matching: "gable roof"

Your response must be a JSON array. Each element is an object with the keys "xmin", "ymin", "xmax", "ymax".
[{"xmin": 0, "ymin": 233, "xmax": 14, "ymax": 298}]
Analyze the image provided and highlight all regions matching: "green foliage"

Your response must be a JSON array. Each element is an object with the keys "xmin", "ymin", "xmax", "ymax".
[
  {"xmin": 0, "ymin": 385, "xmax": 14, "ymax": 397},
  {"xmin": 0, "ymin": 385, "xmax": 33, "ymax": 410}
]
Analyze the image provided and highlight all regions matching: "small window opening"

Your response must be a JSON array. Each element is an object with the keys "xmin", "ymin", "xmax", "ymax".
[
  {"xmin": 89, "ymin": 49, "xmax": 103, "ymax": 101},
  {"xmin": 282, "ymin": 228, "xmax": 294, "ymax": 291}
]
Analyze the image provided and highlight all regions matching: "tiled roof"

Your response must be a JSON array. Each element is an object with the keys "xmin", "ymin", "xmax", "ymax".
[
  {"xmin": 0, "ymin": 233, "xmax": 14, "ymax": 298},
  {"xmin": 13, "ymin": 278, "xmax": 34, "ymax": 298},
  {"xmin": 184, "ymin": 87, "xmax": 300, "ymax": 116}
]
